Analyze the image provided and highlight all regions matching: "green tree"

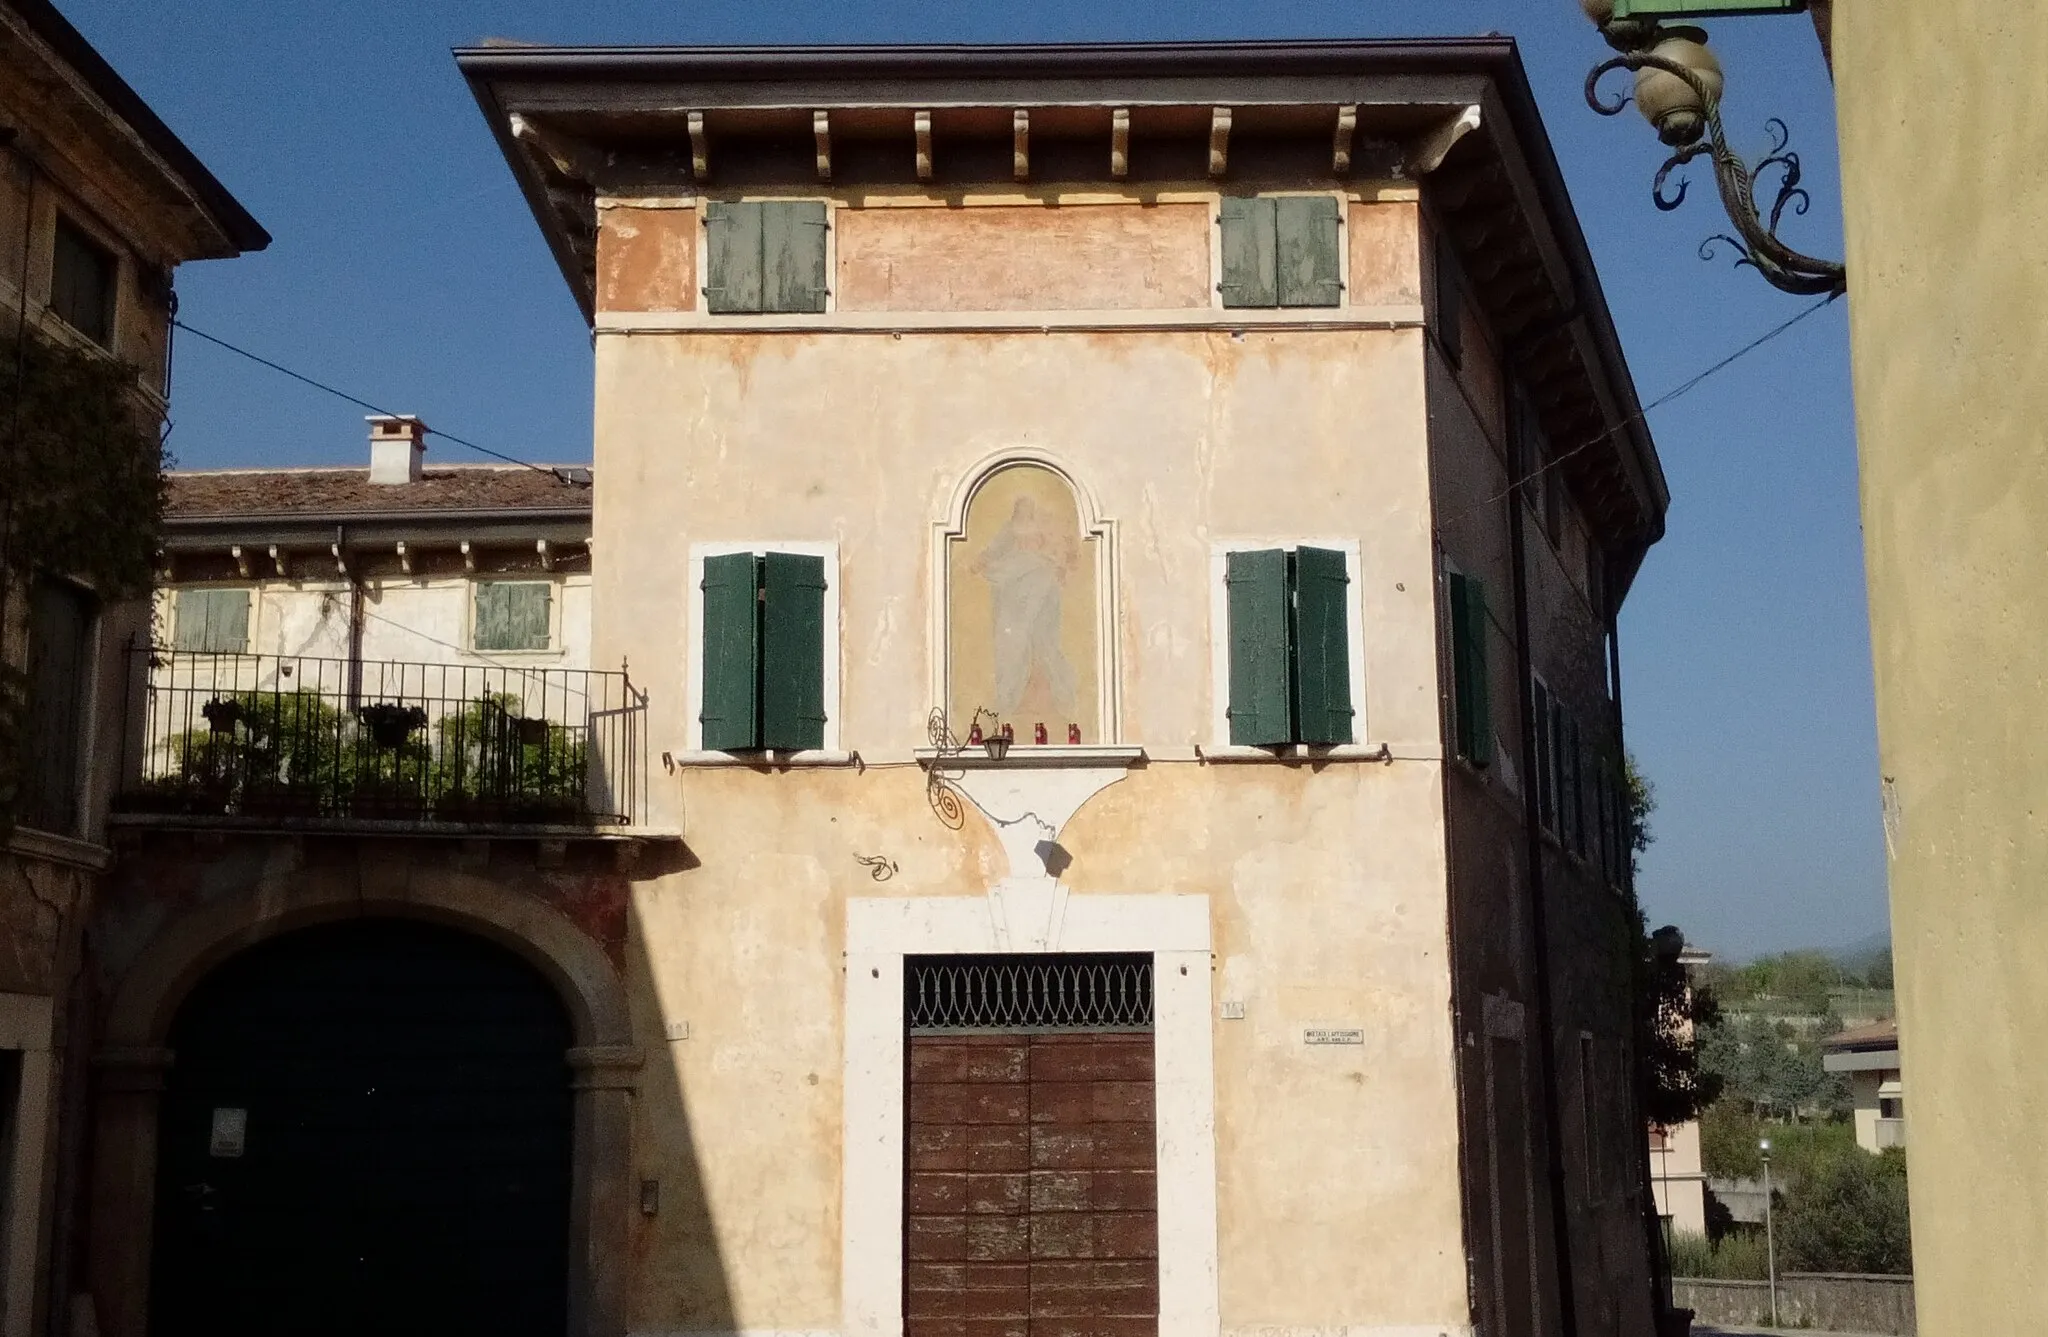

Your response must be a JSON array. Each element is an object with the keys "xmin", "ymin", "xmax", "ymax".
[{"xmin": 1778, "ymin": 1148, "xmax": 1913, "ymax": 1275}]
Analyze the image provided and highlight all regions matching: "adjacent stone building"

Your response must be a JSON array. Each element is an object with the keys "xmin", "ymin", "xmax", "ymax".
[{"xmin": 0, "ymin": 2, "xmax": 264, "ymax": 1332}]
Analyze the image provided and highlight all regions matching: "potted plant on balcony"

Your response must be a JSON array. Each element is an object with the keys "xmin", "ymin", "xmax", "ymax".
[{"xmin": 357, "ymin": 702, "xmax": 427, "ymax": 750}]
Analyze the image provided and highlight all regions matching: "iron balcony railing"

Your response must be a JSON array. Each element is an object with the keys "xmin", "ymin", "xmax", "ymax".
[{"xmin": 118, "ymin": 648, "xmax": 645, "ymax": 828}]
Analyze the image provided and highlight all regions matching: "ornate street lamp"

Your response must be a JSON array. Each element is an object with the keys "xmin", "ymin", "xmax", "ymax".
[{"xmin": 1579, "ymin": 0, "xmax": 1847, "ymax": 296}]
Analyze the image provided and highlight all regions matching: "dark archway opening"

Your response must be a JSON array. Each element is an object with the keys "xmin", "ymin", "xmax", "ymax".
[{"xmin": 147, "ymin": 919, "xmax": 572, "ymax": 1337}]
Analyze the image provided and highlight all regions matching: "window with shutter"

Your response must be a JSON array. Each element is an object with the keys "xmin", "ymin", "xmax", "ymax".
[
  {"xmin": 1221, "ymin": 196, "xmax": 1342, "ymax": 310},
  {"xmin": 698, "ymin": 547, "xmax": 834, "ymax": 752},
  {"xmin": 1434, "ymin": 235, "xmax": 1463, "ymax": 366},
  {"xmin": 1448, "ymin": 572, "xmax": 1492, "ymax": 767},
  {"xmin": 52, "ymin": 215, "xmax": 115, "ymax": 347},
  {"xmin": 1223, "ymin": 544, "xmax": 1357, "ymax": 748},
  {"xmin": 22, "ymin": 579, "xmax": 95, "ymax": 835},
  {"xmin": 1225, "ymin": 548, "xmax": 1292, "ymax": 745},
  {"xmin": 473, "ymin": 582, "xmax": 552, "ymax": 652},
  {"xmin": 1532, "ymin": 676, "xmax": 1555, "ymax": 833},
  {"xmin": 706, "ymin": 200, "xmax": 828, "ymax": 314},
  {"xmin": 173, "ymin": 588, "xmax": 252, "ymax": 653},
  {"xmin": 1291, "ymin": 546, "xmax": 1354, "ymax": 745},
  {"xmin": 760, "ymin": 552, "xmax": 829, "ymax": 750},
  {"xmin": 1563, "ymin": 714, "xmax": 1584, "ymax": 857},
  {"xmin": 1275, "ymin": 197, "xmax": 1343, "ymax": 308}
]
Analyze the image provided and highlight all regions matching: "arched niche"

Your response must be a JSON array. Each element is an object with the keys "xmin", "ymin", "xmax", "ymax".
[{"xmin": 933, "ymin": 452, "xmax": 1120, "ymax": 745}]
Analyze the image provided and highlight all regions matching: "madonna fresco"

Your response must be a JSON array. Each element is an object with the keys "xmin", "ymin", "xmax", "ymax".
[{"xmin": 948, "ymin": 463, "xmax": 1099, "ymax": 744}]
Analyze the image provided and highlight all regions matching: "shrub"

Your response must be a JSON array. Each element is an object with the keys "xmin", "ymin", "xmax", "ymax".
[
  {"xmin": 1668, "ymin": 1229, "xmax": 1768, "ymax": 1280},
  {"xmin": 1778, "ymin": 1146, "xmax": 1912, "ymax": 1275}
]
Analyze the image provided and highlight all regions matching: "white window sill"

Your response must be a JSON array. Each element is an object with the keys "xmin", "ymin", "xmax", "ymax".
[
  {"xmin": 912, "ymin": 745, "xmax": 1146, "ymax": 770},
  {"xmin": 664, "ymin": 749, "xmax": 859, "ymax": 769},
  {"xmin": 1197, "ymin": 742, "xmax": 1439, "ymax": 764}
]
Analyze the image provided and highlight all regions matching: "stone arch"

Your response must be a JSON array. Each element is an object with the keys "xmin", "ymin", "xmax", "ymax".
[
  {"xmin": 102, "ymin": 868, "xmax": 632, "ymax": 1050},
  {"xmin": 931, "ymin": 448, "xmax": 1122, "ymax": 744},
  {"xmin": 88, "ymin": 868, "xmax": 638, "ymax": 1337}
]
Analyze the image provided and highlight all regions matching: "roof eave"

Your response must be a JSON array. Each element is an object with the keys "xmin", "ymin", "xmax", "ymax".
[{"xmin": 7, "ymin": 0, "xmax": 269, "ymax": 254}]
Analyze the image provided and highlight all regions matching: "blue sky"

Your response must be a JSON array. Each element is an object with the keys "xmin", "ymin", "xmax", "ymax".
[{"xmin": 61, "ymin": 0, "xmax": 1876, "ymax": 961}]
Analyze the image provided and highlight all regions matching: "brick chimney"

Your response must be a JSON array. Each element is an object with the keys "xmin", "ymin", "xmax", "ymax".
[{"xmin": 367, "ymin": 415, "xmax": 426, "ymax": 484}]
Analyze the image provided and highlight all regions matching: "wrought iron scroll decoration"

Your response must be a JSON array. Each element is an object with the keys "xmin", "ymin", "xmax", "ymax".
[
  {"xmin": 1586, "ymin": 51, "xmax": 1846, "ymax": 297},
  {"xmin": 923, "ymin": 706, "xmax": 995, "ymax": 830}
]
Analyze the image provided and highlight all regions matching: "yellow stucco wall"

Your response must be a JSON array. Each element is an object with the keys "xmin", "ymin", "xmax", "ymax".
[
  {"xmin": 592, "ymin": 194, "xmax": 1472, "ymax": 1331},
  {"xmin": 1835, "ymin": 5, "xmax": 2048, "ymax": 1328}
]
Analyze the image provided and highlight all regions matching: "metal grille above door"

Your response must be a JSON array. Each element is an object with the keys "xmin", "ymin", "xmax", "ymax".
[{"xmin": 906, "ymin": 953, "xmax": 1155, "ymax": 1034}]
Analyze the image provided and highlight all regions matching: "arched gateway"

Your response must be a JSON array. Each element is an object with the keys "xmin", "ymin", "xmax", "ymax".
[
  {"xmin": 86, "ymin": 875, "xmax": 639, "ymax": 1337},
  {"xmin": 149, "ymin": 921, "xmax": 572, "ymax": 1336}
]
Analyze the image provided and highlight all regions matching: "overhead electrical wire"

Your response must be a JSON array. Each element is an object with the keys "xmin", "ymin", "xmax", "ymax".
[
  {"xmin": 1435, "ymin": 289, "xmax": 1844, "ymax": 532},
  {"xmin": 170, "ymin": 319, "xmax": 573, "ymax": 481}
]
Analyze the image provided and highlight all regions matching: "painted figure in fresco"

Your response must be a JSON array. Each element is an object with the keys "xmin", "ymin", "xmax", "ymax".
[{"xmin": 972, "ymin": 494, "xmax": 1080, "ymax": 719}]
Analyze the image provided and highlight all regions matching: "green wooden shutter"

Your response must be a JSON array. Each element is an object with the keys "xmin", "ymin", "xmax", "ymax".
[
  {"xmin": 474, "ymin": 583, "xmax": 551, "ymax": 652},
  {"xmin": 763, "ymin": 201, "xmax": 829, "ymax": 314},
  {"xmin": 1226, "ymin": 548, "xmax": 1293, "ymax": 745},
  {"xmin": 1276, "ymin": 197, "xmax": 1343, "ymax": 308},
  {"xmin": 1532, "ymin": 677, "xmax": 1554, "ymax": 832},
  {"xmin": 1218, "ymin": 197, "xmax": 1278, "ymax": 309},
  {"xmin": 760, "ymin": 551, "xmax": 828, "ymax": 751},
  {"xmin": 1448, "ymin": 572, "xmax": 1492, "ymax": 766},
  {"xmin": 1291, "ymin": 546, "xmax": 1354, "ymax": 745},
  {"xmin": 175, "ymin": 588, "xmax": 250, "ymax": 653},
  {"xmin": 704, "ymin": 201, "xmax": 765, "ymax": 313},
  {"xmin": 700, "ymin": 552, "xmax": 762, "ymax": 750}
]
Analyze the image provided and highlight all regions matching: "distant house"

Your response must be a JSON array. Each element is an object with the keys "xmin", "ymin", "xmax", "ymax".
[
  {"xmin": 1650, "ymin": 947, "xmax": 1712, "ymax": 1237},
  {"xmin": 1824, "ymin": 1019, "xmax": 1905, "ymax": 1152}
]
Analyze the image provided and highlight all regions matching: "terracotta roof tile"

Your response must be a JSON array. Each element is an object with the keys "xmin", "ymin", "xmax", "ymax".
[{"xmin": 166, "ymin": 465, "xmax": 592, "ymax": 519}]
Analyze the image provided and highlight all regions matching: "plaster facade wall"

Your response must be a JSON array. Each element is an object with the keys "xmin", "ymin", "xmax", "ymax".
[
  {"xmin": 156, "ymin": 573, "xmax": 595, "ymax": 668},
  {"xmin": 592, "ymin": 188, "xmax": 1470, "ymax": 1333},
  {"xmin": 1834, "ymin": 5, "xmax": 2048, "ymax": 1330}
]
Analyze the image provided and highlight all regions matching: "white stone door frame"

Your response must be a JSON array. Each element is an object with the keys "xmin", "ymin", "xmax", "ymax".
[{"xmin": 842, "ymin": 890, "xmax": 1219, "ymax": 1337}]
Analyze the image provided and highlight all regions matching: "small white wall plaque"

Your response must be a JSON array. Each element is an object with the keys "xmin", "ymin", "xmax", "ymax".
[
  {"xmin": 1303, "ymin": 1028, "xmax": 1365, "ymax": 1046},
  {"xmin": 664, "ymin": 1021, "xmax": 690, "ymax": 1041},
  {"xmin": 209, "ymin": 1107, "xmax": 248, "ymax": 1158},
  {"xmin": 1220, "ymin": 1001, "xmax": 1246, "ymax": 1020}
]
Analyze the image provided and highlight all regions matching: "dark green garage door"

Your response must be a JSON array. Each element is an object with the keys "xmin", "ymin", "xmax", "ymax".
[{"xmin": 149, "ymin": 920, "xmax": 572, "ymax": 1337}]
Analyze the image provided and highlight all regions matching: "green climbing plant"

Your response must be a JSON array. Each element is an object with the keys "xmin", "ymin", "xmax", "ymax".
[{"xmin": 0, "ymin": 327, "xmax": 167, "ymax": 828}]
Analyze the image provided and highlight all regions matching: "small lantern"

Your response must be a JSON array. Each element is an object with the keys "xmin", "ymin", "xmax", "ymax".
[
  {"xmin": 1634, "ymin": 28, "xmax": 1724, "ymax": 146},
  {"xmin": 983, "ymin": 728, "xmax": 1012, "ymax": 762}
]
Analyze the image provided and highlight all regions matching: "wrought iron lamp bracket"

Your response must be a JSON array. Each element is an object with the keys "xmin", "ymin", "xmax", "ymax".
[{"xmin": 1587, "ymin": 43, "xmax": 1846, "ymax": 296}]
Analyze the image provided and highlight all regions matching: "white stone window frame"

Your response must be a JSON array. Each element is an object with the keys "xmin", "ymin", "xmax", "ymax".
[
  {"xmin": 1205, "ymin": 188, "xmax": 1352, "ymax": 312},
  {"xmin": 930, "ymin": 449, "xmax": 1123, "ymax": 746},
  {"xmin": 680, "ymin": 539, "xmax": 844, "ymax": 759},
  {"xmin": 169, "ymin": 583, "xmax": 256, "ymax": 655},
  {"xmin": 842, "ymin": 891, "xmax": 1219, "ymax": 1337},
  {"xmin": 463, "ymin": 575, "xmax": 567, "ymax": 659},
  {"xmin": 1204, "ymin": 537, "xmax": 1374, "ymax": 760},
  {"xmin": 691, "ymin": 194, "xmax": 840, "ymax": 319}
]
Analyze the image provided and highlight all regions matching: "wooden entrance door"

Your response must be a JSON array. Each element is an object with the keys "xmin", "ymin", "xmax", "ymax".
[
  {"xmin": 904, "ymin": 955, "xmax": 1158, "ymax": 1337},
  {"xmin": 148, "ymin": 920, "xmax": 572, "ymax": 1337}
]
